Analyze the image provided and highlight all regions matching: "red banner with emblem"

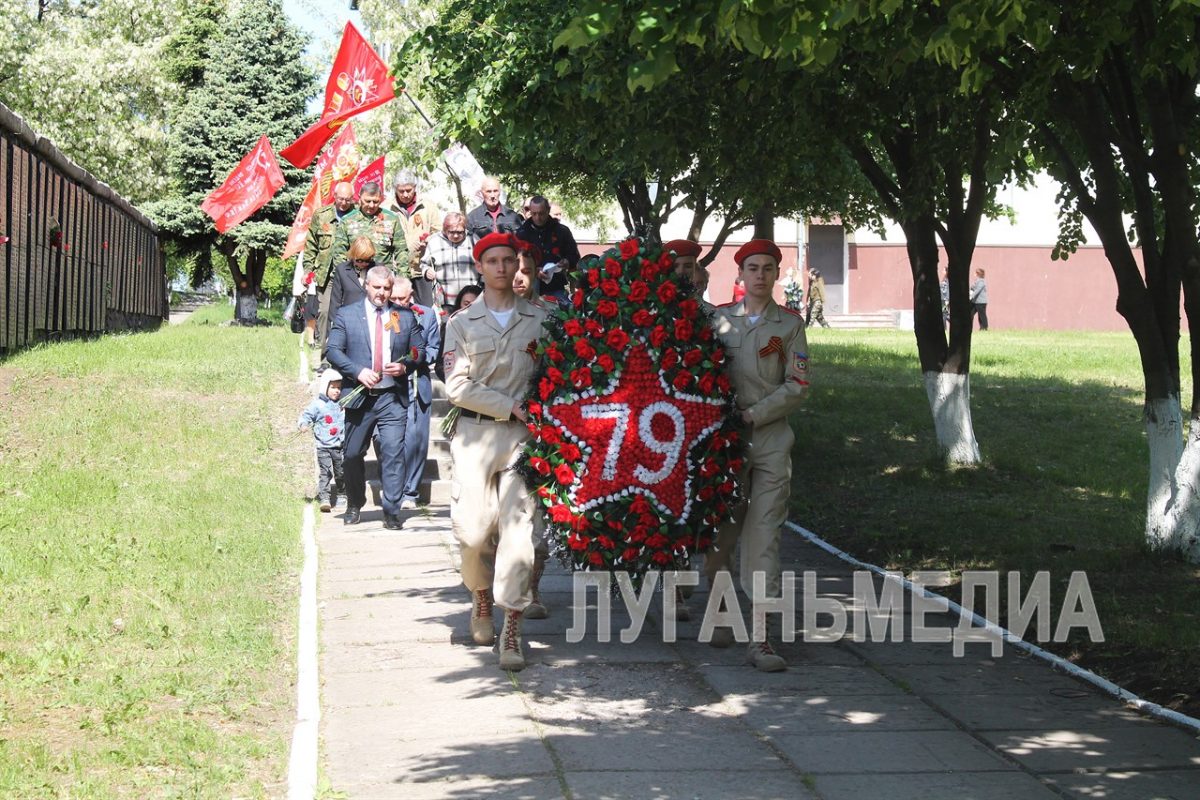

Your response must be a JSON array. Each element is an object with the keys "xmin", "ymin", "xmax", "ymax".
[
  {"xmin": 201, "ymin": 135, "xmax": 285, "ymax": 234},
  {"xmin": 280, "ymin": 22, "xmax": 395, "ymax": 168},
  {"xmin": 314, "ymin": 124, "xmax": 361, "ymax": 206},
  {"xmin": 281, "ymin": 183, "xmax": 319, "ymax": 260},
  {"xmin": 353, "ymin": 155, "xmax": 386, "ymax": 198}
]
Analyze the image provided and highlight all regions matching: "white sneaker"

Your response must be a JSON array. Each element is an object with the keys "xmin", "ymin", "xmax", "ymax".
[{"xmin": 400, "ymin": 498, "xmax": 418, "ymax": 510}]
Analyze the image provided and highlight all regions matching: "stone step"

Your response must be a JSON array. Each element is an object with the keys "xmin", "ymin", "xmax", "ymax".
[
  {"xmin": 823, "ymin": 311, "xmax": 901, "ymax": 329},
  {"xmin": 365, "ymin": 477, "xmax": 452, "ymax": 507}
]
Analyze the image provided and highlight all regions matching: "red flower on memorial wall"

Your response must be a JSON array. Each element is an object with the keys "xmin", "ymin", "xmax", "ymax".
[{"xmin": 519, "ymin": 236, "xmax": 745, "ymax": 581}]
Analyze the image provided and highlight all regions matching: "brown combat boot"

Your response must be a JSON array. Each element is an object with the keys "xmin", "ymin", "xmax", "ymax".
[
  {"xmin": 498, "ymin": 608, "xmax": 526, "ymax": 671},
  {"xmin": 470, "ymin": 589, "xmax": 495, "ymax": 646},
  {"xmin": 524, "ymin": 554, "xmax": 548, "ymax": 620}
]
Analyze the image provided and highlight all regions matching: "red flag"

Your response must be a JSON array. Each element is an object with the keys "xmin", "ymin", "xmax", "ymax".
[
  {"xmin": 314, "ymin": 124, "xmax": 361, "ymax": 206},
  {"xmin": 201, "ymin": 136, "xmax": 285, "ymax": 234},
  {"xmin": 280, "ymin": 23, "xmax": 395, "ymax": 168},
  {"xmin": 354, "ymin": 156, "xmax": 386, "ymax": 198},
  {"xmin": 281, "ymin": 183, "xmax": 320, "ymax": 259}
]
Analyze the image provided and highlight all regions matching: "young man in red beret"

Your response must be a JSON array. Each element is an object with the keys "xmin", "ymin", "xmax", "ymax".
[
  {"xmin": 443, "ymin": 232, "xmax": 548, "ymax": 671},
  {"xmin": 707, "ymin": 238, "xmax": 809, "ymax": 672},
  {"xmin": 664, "ymin": 239, "xmax": 708, "ymax": 302}
]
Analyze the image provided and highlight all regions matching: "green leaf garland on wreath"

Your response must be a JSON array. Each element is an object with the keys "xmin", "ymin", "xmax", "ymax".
[{"xmin": 519, "ymin": 237, "xmax": 746, "ymax": 581}]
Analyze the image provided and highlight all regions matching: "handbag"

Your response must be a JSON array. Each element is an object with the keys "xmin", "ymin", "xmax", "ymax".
[{"xmin": 287, "ymin": 297, "xmax": 305, "ymax": 334}]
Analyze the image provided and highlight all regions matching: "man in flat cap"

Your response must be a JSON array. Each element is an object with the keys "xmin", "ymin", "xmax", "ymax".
[
  {"xmin": 443, "ymin": 232, "xmax": 548, "ymax": 671},
  {"xmin": 706, "ymin": 238, "xmax": 809, "ymax": 672}
]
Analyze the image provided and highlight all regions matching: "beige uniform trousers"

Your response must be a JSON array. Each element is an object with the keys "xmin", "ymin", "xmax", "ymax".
[
  {"xmin": 705, "ymin": 417, "xmax": 794, "ymax": 599},
  {"xmin": 451, "ymin": 417, "xmax": 537, "ymax": 610}
]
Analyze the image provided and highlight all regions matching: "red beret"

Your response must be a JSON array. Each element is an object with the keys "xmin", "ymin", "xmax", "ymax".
[
  {"xmin": 473, "ymin": 232, "xmax": 520, "ymax": 262},
  {"xmin": 516, "ymin": 238, "xmax": 544, "ymax": 265},
  {"xmin": 734, "ymin": 238, "xmax": 783, "ymax": 267},
  {"xmin": 664, "ymin": 239, "xmax": 702, "ymax": 258}
]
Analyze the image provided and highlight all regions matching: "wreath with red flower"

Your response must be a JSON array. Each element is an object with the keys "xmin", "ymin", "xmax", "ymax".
[{"xmin": 519, "ymin": 237, "xmax": 745, "ymax": 580}]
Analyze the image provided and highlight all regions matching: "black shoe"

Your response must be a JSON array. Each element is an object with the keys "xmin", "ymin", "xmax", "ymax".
[
  {"xmin": 344, "ymin": 507, "xmax": 361, "ymax": 525},
  {"xmin": 383, "ymin": 513, "xmax": 403, "ymax": 530}
]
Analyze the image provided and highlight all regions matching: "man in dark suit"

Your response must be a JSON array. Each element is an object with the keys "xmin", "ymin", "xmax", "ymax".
[
  {"xmin": 390, "ymin": 275, "xmax": 442, "ymax": 510},
  {"xmin": 326, "ymin": 265, "xmax": 425, "ymax": 529}
]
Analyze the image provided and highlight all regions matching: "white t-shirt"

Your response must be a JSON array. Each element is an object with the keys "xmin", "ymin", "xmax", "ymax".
[{"xmin": 486, "ymin": 303, "xmax": 515, "ymax": 329}]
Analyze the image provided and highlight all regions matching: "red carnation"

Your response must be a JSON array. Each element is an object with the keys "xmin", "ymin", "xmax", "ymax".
[
  {"xmin": 529, "ymin": 457, "xmax": 551, "ymax": 476},
  {"xmin": 554, "ymin": 463, "xmax": 576, "ymax": 484},
  {"xmin": 628, "ymin": 281, "xmax": 650, "ymax": 303},
  {"xmin": 324, "ymin": 415, "xmax": 333, "ymax": 424},
  {"xmin": 699, "ymin": 326, "xmax": 713, "ymax": 342},
  {"xmin": 560, "ymin": 442, "xmax": 582, "ymax": 461},
  {"xmin": 329, "ymin": 427, "xmax": 338, "ymax": 435},
  {"xmin": 567, "ymin": 531, "xmax": 589, "ymax": 549},
  {"xmin": 661, "ymin": 349, "xmax": 679, "ymax": 369},
  {"xmin": 656, "ymin": 282, "xmax": 677, "ymax": 304},
  {"xmin": 545, "ymin": 344, "xmax": 564, "ymax": 363},
  {"xmin": 546, "ymin": 367, "xmax": 564, "ymax": 385},
  {"xmin": 527, "ymin": 401, "xmax": 542, "ymax": 416},
  {"xmin": 597, "ymin": 354, "xmax": 615, "ymax": 372},
  {"xmin": 698, "ymin": 485, "xmax": 716, "ymax": 501},
  {"xmin": 574, "ymin": 339, "xmax": 596, "ymax": 360},
  {"xmin": 719, "ymin": 480, "xmax": 735, "ymax": 495},
  {"xmin": 541, "ymin": 425, "xmax": 562, "ymax": 444},
  {"xmin": 551, "ymin": 504, "xmax": 573, "ymax": 523},
  {"xmin": 630, "ymin": 494, "xmax": 651, "ymax": 515},
  {"xmin": 639, "ymin": 512, "xmax": 659, "ymax": 528},
  {"xmin": 632, "ymin": 309, "xmax": 655, "ymax": 327},
  {"xmin": 587, "ymin": 269, "xmax": 601, "ymax": 288},
  {"xmin": 652, "ymin": 552, "xmax": 672, "ymax": 566},
  {"xmin": 538, "ymin": 378, "xmax": 554, "ymax": 399},
  {"xmin": 645, "ymin": 532, "xmax": 669, "ymax": 549},
  {"xmin": 571, "ymin": 367, "xmax": 593, "ymax": 388},
  {"xmin": 657, "ymin": 252, "xmax": 673, "ymax": 269},
  {"xmin": 597, "ymin": 299, "xmax": 619, "ymax": 318},
  {"xmin": 622, "ymin": 547, "xmax": 640, "ymax": 562},
  {"xmin": 601, "ymin": 278, "xmax": 621, "ymax": 297},
  {"xmin": 698, "ymin": 372, "xmax": 716, "ymax": 394},
  {"xmin": 711, "ymin": 347, "xmax": 725, "ymax": 365},
  {"xmin": 597, "ymin": 534, "xmax": 616, "ymax": 549},
  {"xmin": 605, "ymin": 258, "xmax": 622, "ymax": 277},
  {"xmin": 679, "ymin": 299, "xmax": 699, "ymax": 319},
  {"xmin": 650, "ymin": 326, "xmax": 668, "ymax": 348},
  {"xmin": 537, "ymin": 486, "xmax": 552, "ymax": 499},
  {"xmin": 729, "ymin": 457, "xmax": 744, "ymax": 472},
  {"xmin": 605, "ymin": 329, "xmax": 630, "ymax": 351},
  {"xmin": 717, "ymin": 374, "xmax": 731, "ymax": 393},
  {"xmin": 564, "ymin": 319, "xmax": 584, "ymax": 337},
  {"xmin": 672, "ymin": 372, "xmax": 692, "ymax": 391},
  {"xmin": 630, "ymin": 526, "xmax": 649, "ymax": 543},
  {"xmin": 641, "ymin": 263, "xmax": 658, "ymax": 282},
  {"xmin": 674, "ymin": 318, "xmax": 694, "ymax": 340},
  {"xmin": 589, "ymin": 551, "xmax": 606, "ymax": 567},
  {"xmin": 700, "ymin": 459, "xmax": 719, "ymax": 477},
  {"xmin": 619, "ymin": 239, "xmax": 639, "ymax": 259},
  {"xmin": 573, "ymin": 289, "xmax": 584, "ymax": 309},
  {"xmin": 585, "ymin": 319, "xmax": 605, "ymax": 337},
  {"xmin": 683, "ymin": 348, "xmax": 704, "ymax": 367}
]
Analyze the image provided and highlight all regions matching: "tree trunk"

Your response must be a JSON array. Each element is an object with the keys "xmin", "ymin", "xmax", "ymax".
[
  {"xmin": 752, "ymin": 207, "xmax": 774, "ymax": 239},
  {"xmin": 225, "ymin": 247, "xmax": 259, "ymax": 324},
  {"xmin": 923, "ymin": 371, "xmax": 981, "ymax": 463}
]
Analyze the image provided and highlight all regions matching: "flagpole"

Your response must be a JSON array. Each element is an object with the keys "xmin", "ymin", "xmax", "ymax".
[{"xmin": 400, "ymin": 89, "xmax": 435, "ymax": 129}]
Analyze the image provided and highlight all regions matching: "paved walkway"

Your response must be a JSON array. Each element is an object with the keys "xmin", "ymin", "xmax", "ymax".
[{"xmin": 316, "ymin": 497, "xmax": 1200, "ymax": 799}]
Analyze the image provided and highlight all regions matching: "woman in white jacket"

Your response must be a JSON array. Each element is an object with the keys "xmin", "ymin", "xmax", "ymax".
[{"xmin": 970, "ymin": 268, "xmax": 989, "ymax": 331}]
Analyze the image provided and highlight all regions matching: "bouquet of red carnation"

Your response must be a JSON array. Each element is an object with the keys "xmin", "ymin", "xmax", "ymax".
[{"xmin": 519, "ymin": 237, "xmax": 745, "ymax": 581}]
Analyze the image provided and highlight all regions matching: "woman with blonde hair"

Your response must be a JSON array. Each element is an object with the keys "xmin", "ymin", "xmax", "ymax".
[
  {"xmin": 328, "ymin": 236, "xmax": 380, "ymax": 318},
  {"xmin": 969, "ymin": 267, "xmax": 989, "ymax": 330}
]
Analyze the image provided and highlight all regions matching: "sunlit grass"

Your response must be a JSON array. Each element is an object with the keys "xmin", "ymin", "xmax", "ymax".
[
  {"xmin": 0, "ymin": 304, "xmax": 307, "ymax": 798},
  {"xmin": 793, "ymin": 328, "xmax": 1200, "ymax": 711}
]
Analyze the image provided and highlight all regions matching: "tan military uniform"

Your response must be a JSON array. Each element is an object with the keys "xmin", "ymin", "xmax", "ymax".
[
  {"xmin": 305, "ymin": 204, "xmax": 341, "ymax": 350},
  {"xmin": 706, "ymin": 299, "xmax": 809, "ymax": 598},
  {"xmin": 445, "ymin": 297, "xmax": 548, "ymax": 610},
  {"xmin": 330, "ymin": 208, "xmax": 409, "ymax": 273}
]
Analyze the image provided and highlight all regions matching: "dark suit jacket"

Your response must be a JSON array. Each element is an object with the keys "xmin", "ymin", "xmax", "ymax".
[
  {"xmin": 327, "ymin": 260, "xmax": 371, "ymax": 317},
  {"xmin": 326, "ymin": 300, "xmax": 425, "ymax": 409},
  {"xmin": 410, "ymin": 303, "xmax": 442, "ymax": 407}
]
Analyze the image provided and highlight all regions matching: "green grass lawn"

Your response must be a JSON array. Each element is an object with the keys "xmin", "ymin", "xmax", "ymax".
[
  {"xmin": 0, "ymin": 304, "xmax": 309, "ymax": 798},
  {"xmin": 793, "ymin": 328, "xmax": 1200, "ymax": 715}
]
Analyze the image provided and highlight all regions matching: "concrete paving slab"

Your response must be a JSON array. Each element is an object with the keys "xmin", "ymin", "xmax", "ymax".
[
  {"xmin": 540, "ymin": 723, "xmax": 785, "ymax": 771},
  {"xmin": 770, "ymin": 730, "xmax": 1014, "ymax": 773},
  {"xmin": 526, "ymin": 633, "xmax": 681, "ymax": 666},
  {"xmin": 321, "ymin": 638, "xmax": 497, "ymax": 674},
  {"xmin": 695, "ymin": 664, "xmax": 903, "ymax": 697},
  {"xmin": 319, "ymin": 574, "xmax": 464, "ymax": 601},
  {"xmin": 563, "ymin": 769, "xmax": 818, "ymax": 799},
  {"xmin": 932, "ymin": 690, "xmax": 1155, "ymax": 731},
  {"xmin": 324, "ymin": 730, "xmax": 558, "ymax": 787},
  {"xmin": 843, "ymin": 639, "xmax": 1035, "ymax": 666},
  {"xmin": 814, "ymin": 771, "xmax": 1060, "ymax": 799},
  {"xmin": 324, "ymin": 666, "xmax": 515, "ymax": 708},
  {"xmin": 321, "ymin": 597, "xmax": 463, "ymax": 646},
  {"xmin": 320, "ymin": 561, "xmax": 462, "ymax": 584},
  {"xmin": 1041, "ymin": 768, "xmax": 1200, "ymax": 799},
  {"xmin": 881, "ymin": 661, "xmax": 1089, "ymax": 695},
  {"xmin": 979, "ymin": 726, "xmax": 1200, "ymax": 772},
  {"xmin": 670, "ymin": 638, "xmax": 862, "ymax": 667},
  {"xmin": 722, "ymin": 692, "xmax": 956, "ymax": 735},
  {"xmin": 333, "ymin": 776, "xmax": 564, "ymax": 800}
]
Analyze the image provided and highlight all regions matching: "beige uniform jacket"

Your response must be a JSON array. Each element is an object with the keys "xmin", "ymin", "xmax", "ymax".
[
  {"xmin": 712, "ymin": 299, "xmax": 809, "ymax": 426},
  {"xmin": 444, "ymin": 298, "xmax": 548, "ymax": 420}
]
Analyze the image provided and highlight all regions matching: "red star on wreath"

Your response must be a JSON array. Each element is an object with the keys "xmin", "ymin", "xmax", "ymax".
[{"xmin": 546, "ymin": 346, "xmax": 724, "ymax": 521}]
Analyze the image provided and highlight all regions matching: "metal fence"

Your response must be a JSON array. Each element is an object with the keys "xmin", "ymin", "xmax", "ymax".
[{"xmin": 0, "ymin": 102, "xmax": 166, "ymax": 353}]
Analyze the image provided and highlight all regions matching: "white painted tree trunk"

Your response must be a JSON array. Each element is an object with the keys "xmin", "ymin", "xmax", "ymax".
[
  {"xmin": 1143, "ymin": 397, "xmax": 1200, "ymax": 561},
  {"xmin": 923, "ymin": 371, "xmax": 982, "ymax": 465}
]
